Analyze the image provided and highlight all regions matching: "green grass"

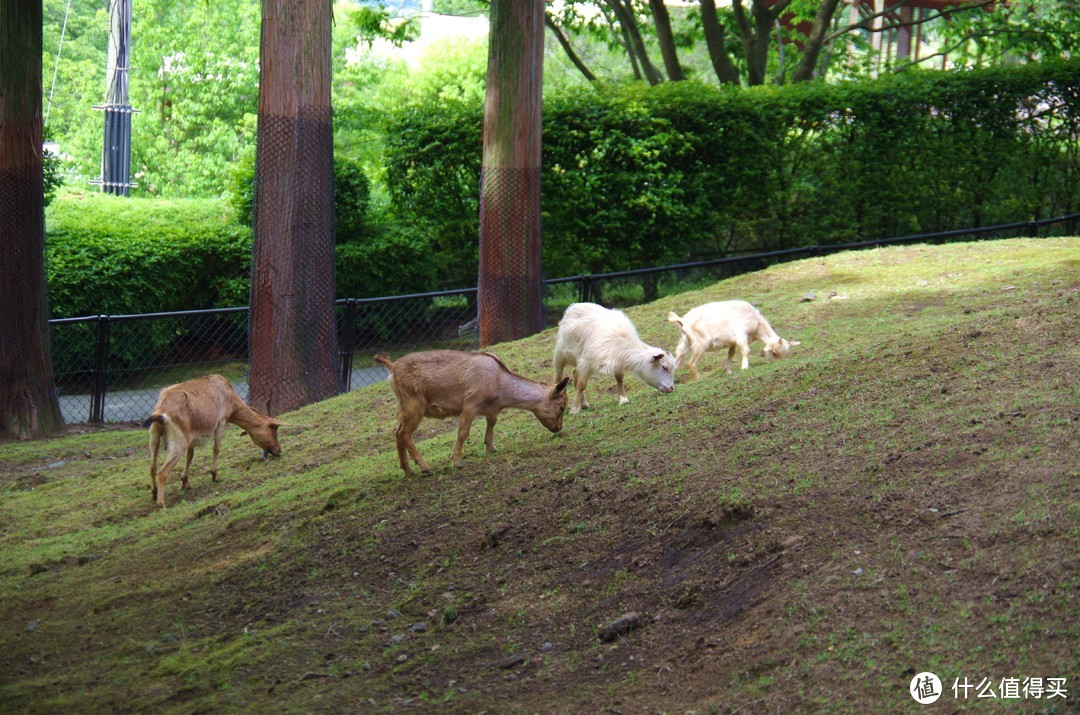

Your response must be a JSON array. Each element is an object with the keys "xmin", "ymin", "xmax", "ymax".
[{"xmin": 2, "ymin": 237, "xmax": 1078, "ymax": 713}]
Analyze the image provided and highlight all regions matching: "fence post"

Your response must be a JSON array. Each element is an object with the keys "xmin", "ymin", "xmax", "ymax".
[
  {"xmin": 90, "ymin": 315, "xmax": 110, "ymax": 423},
  {"xmin": 580, "ymin": 275, "xmax": 593, "ymax": 304},
  {"xmin": 1027, "ymin": 221, "xmax": 1039, "ymax": 238},
  {"xmin": 339, "ymin": 299, "xmax": 357, "ymax": 393}
]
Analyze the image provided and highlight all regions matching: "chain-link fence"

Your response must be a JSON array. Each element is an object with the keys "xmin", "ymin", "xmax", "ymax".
[{"xmin": 49, "ymin": 212, "xmax": 1079, "ymax": 423}]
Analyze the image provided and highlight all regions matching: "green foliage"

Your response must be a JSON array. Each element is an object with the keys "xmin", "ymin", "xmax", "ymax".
[
  {"xmin": 229, "ymin": 154, "xmax": 372, "ymax": 245},
  {"xmin": 44, "ymin": 190, "xmax": 253, "ymax": 371},
  {"xmin": 45, "ymin": 190, "xmax": 252, "ymax": 318},
  {"xmin": 335, "ymin": 223, "xmax": 437, "ymax": 298},
  {"xmin": 385, "ymin": 60, "xmax": 1080, "ymax": 283}
]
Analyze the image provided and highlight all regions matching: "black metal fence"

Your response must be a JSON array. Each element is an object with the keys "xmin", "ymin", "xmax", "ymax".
[{"xmin": 49, "ymin": 213, "xmax": 1079, "ymax": 423}]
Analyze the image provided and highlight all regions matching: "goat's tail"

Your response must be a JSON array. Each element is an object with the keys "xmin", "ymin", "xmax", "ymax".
[
  {"xmin": 142, "ymin": 414, "xmax": 166, "ymax": 430},
  {"xmin": 373, "ymin": 353, "xmax": 394, "ymax": 372},
  {"xmin": 667, "ymin": 311, "xmax": 684, "ymax": 328}
]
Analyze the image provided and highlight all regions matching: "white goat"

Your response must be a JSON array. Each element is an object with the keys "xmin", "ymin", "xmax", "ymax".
[
  {"xmin": 553, "ymin": 302, "xmax": 676, "ymax": 414},
  {"xmin": 668, "ymin": 300, "xmax": 800, "ymax": 380},
  {"xmin": 375, "ymin": 350, "xmax": 570, "ymax": 476},
  {"xmin": 143, "ymin": 374, "xmax": 285, "ymax": 508}
]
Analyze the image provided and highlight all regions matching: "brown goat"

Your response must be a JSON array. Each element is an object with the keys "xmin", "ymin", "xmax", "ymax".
[
  {"xmin": 142, "ymin": 374, "xmax": 285, "ymax": 508},
  {"xmin": 374, "ymin": 350, "xmax": 570, "ymax": 476}
]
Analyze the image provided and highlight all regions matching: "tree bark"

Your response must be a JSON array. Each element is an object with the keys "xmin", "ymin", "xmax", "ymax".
[
  {"xmin": 699, "ymin": 0, "xmax": 741, "ymax": 85},
  {"xmin": 790, "ymin": 0, "xmax": 844, "ymax": 82},
  {"xmin": 249, "ymin": 0, "xmax": 339, "ymax": 416},
  {"xmin": 648, "ymin": 0, "xmax": 685, "ymax": 81},
  {"xmin": 606, "ymin": 0, "xmax": 664, "ymax": 85},
  {"xmin": 0, "ymin": 0, "xmax": 65, "ymax": 439},
  {"xmin": 477, "ymin": 0, "xmax": 546, "ymax": 346}
]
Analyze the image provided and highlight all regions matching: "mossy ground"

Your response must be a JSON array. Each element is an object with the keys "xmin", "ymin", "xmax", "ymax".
[{"xmin": 2, "ymin": 238, "xmax": 1077, "ymax": 713}]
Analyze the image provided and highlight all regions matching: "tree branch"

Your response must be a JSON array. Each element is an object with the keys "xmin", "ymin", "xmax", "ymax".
[
  {"xmin": 544, "ymin": 12, "xmax": 597, "ymax": 82},
  {"xmin": 825, "ymin": 0, "xmax": 995, "ymax": 43}
]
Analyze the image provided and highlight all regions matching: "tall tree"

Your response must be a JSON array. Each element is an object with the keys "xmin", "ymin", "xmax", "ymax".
[
  {"xmin": 248, "ymin": 0, "xmax": 339, "ymax": 415},
  {"xmin": 1, "ymin": 0, "xmax": 65, "ymax": 439},
  {"xmin": 477, "ymin": 0, "xmax": 545, "ymax": 346}
]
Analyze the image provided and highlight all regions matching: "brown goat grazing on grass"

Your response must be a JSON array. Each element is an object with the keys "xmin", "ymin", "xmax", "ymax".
[
  {"xmin": 374, "ymin": 350, "xmax": 570, "ymax": 476},
  {"xmin": 143, "ymin": 374, "xmax": 285, "ymax": 508}
]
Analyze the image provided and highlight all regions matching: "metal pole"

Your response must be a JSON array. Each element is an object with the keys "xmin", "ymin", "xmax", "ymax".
[{"xmin": 91, "ymin": 316, "xmax": 110, "ymax": 423}]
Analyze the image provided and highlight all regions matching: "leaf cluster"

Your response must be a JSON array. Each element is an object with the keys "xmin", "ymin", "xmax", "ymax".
[{"xmin": 384, "ymin": 60, "xmax": 1080, "ymax": 282}]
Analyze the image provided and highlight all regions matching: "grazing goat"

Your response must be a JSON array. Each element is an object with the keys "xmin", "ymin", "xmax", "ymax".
[
  {"xmin": 374, "ymin": 350, "xmax": 570, "ymax": 476},
  {"xmin": 142, "ymin": 374, "xmax": 285, "ymax": 508},
  {"xmin": 668, "ymin": 300, "xmax": 800, "ymax": 380},
  {"xmin": 553, "ymin": 302, "xmax": 675, "ymax": 414}
]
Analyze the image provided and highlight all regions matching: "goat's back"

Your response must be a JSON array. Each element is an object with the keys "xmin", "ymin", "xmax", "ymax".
[
  {"xmin": 388, "ymin": 350, "xmax": 506, "ymax": 411},
  {"xmin": 149, "ymin": 374, "xmax": 242, "ymax": 436},
  {"xmin": 556, "ymin": 303, "xmax": 645, "ymax": 358},
  {"xmin": 682, "ymin": 301, "xmax": 775, "ymax": 342}
]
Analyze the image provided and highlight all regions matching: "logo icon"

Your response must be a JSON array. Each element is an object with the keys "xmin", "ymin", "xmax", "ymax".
[{"xmin": 911, "ymin": 672, "xmax": 943, "ymax": 704}]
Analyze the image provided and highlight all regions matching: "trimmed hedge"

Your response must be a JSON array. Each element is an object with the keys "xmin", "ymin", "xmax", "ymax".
[
  {"xmin": 385, "ymin": 60, "xmax": 1080, "ymax": 279},
  {"xmin": 45, "ymin": 190, "xmax": 252, "ymax": 318}
]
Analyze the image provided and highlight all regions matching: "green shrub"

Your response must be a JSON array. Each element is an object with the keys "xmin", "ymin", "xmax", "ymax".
[
  {"xmin": 45, "ymin": 190, "xmax": 251, "ymax": 319},
  {"xmin": 384, "ymin": 60, "xmax": 1080, "ymax": 282},
  {"xmin": 229, "ymin": 153, "xmax": 371, "ymax": 244}
]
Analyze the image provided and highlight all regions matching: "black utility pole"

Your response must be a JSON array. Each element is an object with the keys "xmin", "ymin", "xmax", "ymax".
[{"xmin": 92, "ymin": 0, "xmax": 135, "ymax": 196}]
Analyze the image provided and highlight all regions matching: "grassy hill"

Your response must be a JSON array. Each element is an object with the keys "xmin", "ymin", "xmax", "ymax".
[{"xmin": 2, "ymin": 237, "xmax": 1077, "ymax": 713}]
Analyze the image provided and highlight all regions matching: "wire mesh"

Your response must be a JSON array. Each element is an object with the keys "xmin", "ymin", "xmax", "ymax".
[
  {"xmin": 248, "ymin": 109, "xmax": 339, "ymax": 415},
  {"xmin": 45, "ymin": 213, "xmax": 1080, "ymax": 422},
  {"xmin": 477, "ymin": 166, "xmax": 544, "ymax": 345}
]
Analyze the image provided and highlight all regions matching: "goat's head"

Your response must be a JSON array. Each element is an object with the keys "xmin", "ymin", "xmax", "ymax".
[
  {"xmin": 764, "ymin": 338, "xmax": 801, "ymax": 361},
  {"xmin": 243, "ymin": 418, "xmax": 287, "ymax": 459},
  {"xmin": 648, "ymin": 352, "xmax": 677, "ymax": 393},
  {"xmin": 534, "ymin": 377, "xmax": 570, "ymax": 434}
]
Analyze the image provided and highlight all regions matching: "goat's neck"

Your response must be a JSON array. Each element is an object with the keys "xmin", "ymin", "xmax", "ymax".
[
  {"xmin": 228, "ymin": 403, "xmax": 270, "ymax": 429},
  {"xmin": 498, "ymin": 374, "xmax": 549, "ymax": 408}
]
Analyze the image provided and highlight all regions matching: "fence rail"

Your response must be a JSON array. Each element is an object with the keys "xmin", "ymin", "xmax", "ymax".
[{"xmin": 49, "ymin": 213, "xmax": 1080, "ymax": 423}]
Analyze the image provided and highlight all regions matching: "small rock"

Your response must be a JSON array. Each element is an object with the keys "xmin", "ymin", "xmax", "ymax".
[
  {"xmin": 598, "ymin": 612, "xmax": 641, "ymax": 642},
  {"xmin": 26, "ymin": 621, "xmax": 37, "ymax": 632},
  {"xmin": 389, "ymin": 635, "xmax": 404, "ymax": 644},
  {"xmin": 799, "ymin": 292, "xmax": 816, "ymax": 302},
  {"xmin": 409, "ymin": 622, "xmax": 430, "ymax": 633},
  {"xmin": 495, "ymin": 654, "xmax": 526, "ymax": 669},
  {"xmin": 386, "ymin": 609, "xmax": 401, "ymax": 620},
  {"xmin": 46, "ymin": 461, "xmax": 65, "ymax": 470}
]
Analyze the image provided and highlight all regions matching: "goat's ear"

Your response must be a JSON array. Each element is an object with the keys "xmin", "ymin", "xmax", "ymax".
[
  {"xmin": 653, "ymin": 353, "xmax": 666, "ymax": 362},
  {"xmin": 268, "ymin": 418, "xmax": 289, "ymax": 427},
  {"xmin": 553, "ymin": 377, "xmax": 570, "ymax": 396},
  {"xmin": 790, "ymin": 340, "xmax": 801, "ymax": 346}
]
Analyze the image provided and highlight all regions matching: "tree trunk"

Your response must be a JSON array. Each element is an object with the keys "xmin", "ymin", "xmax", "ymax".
[
  {"xmin": 700, "ymin": 0, "xmax": 741, "ymax": 85},
  {"xmin": 790, "ymin": 0, "xmax": 843, "ymax": 82},
  {"xmin": 648, "ymin": 0, "xmax": 685, "ymax": 81},
  {"xmin": 0, "ymin": 1, "xmax": 65, "ymax": 439},
  {"xmin": 477, "ymin": 0, "xmax": 546, "ymax": 347},
  {"xmin": 606, "ymin": 0, "xmax": 664, "ymax": 85},
  {"xmin": 248, "ymin": 0, "xmax": 339, "ymax": 416}
]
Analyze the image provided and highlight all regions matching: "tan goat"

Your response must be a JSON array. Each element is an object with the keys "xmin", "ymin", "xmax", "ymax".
[
  {"xmin": 142, "ymin": 374, "xmax": 285, "ymax": 508},
  {"xmin": 374, "ymin": 350, "xmax": 570, "ymax": 476}
]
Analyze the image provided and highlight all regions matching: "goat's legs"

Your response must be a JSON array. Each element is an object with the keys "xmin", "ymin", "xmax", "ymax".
[
  {"xmin": 395, "ymin": 412, "xmax": 430, "ymax": 476},
  {"xmin": 689, "ymin": 345, "xmax": 709, "ymax": 381},
  {"xmin": 484, "ymin": 415, "xmax": 497, "ymax": 453},
  {"xmin": 154, "ymin": 445, "xmax": 184, "ymax": 509},
  {"xmin": 571, "ymin": 368, "xmax": 590, "ymax": 413},
  {"xmin": 725, "ymin": 345, "xmax": 736, "ymax": 374},
  {"xmin": 451, "ymin": 413, "xmax": 477, "ymax": 466},
  {"xmin": 737, "ymin": 340, "xmax": 751, "ymax": 370},
  {"xmin": 209, "ymin": 425, "xmax": 224, "ymax": 482},
  {"xmin": 615, "ymin": 372, "xmax": 629, "ymax": 405},
  {"xmin": 148, "ymin": 426, "xmax": 162, "ymax": 502},
  {"xmin": 180, "ymin": 445, "xmax": 195, "ymax": 489}
]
